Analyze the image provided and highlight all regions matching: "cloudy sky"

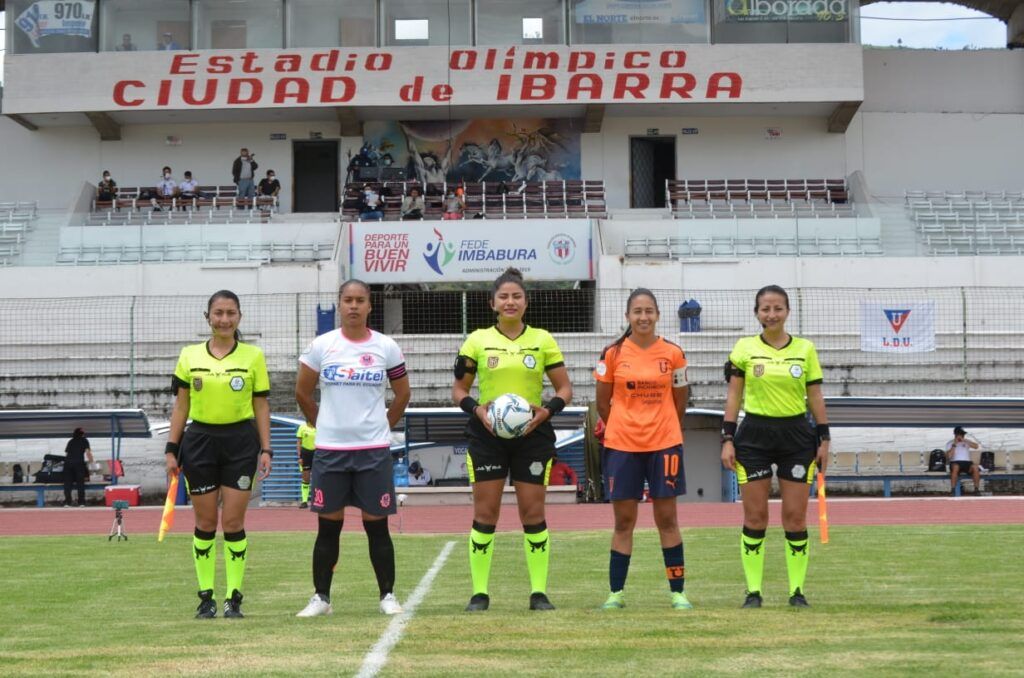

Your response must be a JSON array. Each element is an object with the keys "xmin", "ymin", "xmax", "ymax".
[{"xmin": 0, "ymin": 4, "xmax": 1011, "ymax": 84}]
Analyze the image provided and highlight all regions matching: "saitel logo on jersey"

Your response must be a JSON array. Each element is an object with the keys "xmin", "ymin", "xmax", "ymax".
[{"xmin": 321, "ymin": 365, "xmax": 385, "ymax": 385}]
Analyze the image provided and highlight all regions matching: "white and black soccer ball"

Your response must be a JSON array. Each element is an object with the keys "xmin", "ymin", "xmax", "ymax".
[{"xmin": 487, "ymin": 393, "xmax": 534, "ymax": 439}]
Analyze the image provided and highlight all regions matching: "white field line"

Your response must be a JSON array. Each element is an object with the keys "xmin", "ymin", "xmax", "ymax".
[{"xmin": 355, "ymin": 539, "xmax": 456, "ymax": 678}]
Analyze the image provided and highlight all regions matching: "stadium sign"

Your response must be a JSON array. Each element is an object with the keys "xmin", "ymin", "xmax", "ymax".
[
  {"xmin": 15, "ymin": 0, "xmax": 95, "ymax": 48},
  {"xmin": 574, "ymin": 0, "xmax": 706, "ymax": 24},
  {"xmin": 2, "ymin": 44, "xmax": 863, "ymax": 114},
  {"xmin": 725, "ymin": 0, "xmax": 848, "ymax": 21},
  {"xmin": 350, "ymin": 220, "xmax": 592, "ymax": 283}
]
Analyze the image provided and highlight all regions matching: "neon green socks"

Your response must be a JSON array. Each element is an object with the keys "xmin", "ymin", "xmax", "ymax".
[
  {"xmin": 223, "ymin": 530, "xmax": 248, "ymax": 599},
  {"xmin": 469, "ymin": 521, "xmax": 495, "ymax": 595},
  {"xmin": 741, "ymin": 526, "xmax": 766, "ymax": 594},
  {"xmin": 193, "ymin": 528, "xmax": 216, "ymax": 593},
  {"xmin": 785, "ymin": 530, "xmax": 809, "ymax": 596},
  {"xmin": 523, "ymin": 522, "xmax": 550, "ymax": 594}
]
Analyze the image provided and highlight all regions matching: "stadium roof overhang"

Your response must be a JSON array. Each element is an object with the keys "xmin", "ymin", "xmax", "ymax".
[
  {"xmin": 0, "ymin": 409, "xmax": 152, "ymax": 439},
  {"xmin": 861, "ymin": 0, "xmax": 1021, "ymax": 22}
]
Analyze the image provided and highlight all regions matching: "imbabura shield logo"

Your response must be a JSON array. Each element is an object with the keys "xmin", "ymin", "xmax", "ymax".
[{"xmin": 547, "ymin": 233, "xmax": 576, "ymax": 265}]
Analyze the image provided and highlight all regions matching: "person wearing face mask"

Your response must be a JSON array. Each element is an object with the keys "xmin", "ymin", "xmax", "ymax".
[
  {"xmin": 258, "ymin": 170, "xmax": 280, "ymax": 211},
  {"xmin": 232, "ymin": 149, "xmax": 258, "ymax": 201},
  {"xmin": 97, "ymin": 171, "xmax": 117, "ymax": 203},
  {"xmin": 179, "ymin": 171, "xmax": 199, "ymax": 208},
  {"xmin": 359, "ymin": 184, "xmax": 383, "ymax": 221},
  {"xmin": 147, "ymin": 166, "xmax": 178, "ymax": 211}
]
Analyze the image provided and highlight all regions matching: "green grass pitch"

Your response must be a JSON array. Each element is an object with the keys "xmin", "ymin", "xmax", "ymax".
[{"xmin": 1, "ymin": 525, "xmax": 1021, "ymax": 677}]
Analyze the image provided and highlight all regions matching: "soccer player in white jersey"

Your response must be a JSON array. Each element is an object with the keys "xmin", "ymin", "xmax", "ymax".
[{"xmin": 294, "ymin": 280, "xmax": 411, "ymax": 617}]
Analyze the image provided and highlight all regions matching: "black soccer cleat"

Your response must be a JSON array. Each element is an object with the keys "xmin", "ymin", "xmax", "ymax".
[
  {"xmin": 742, "ymin": 591, "xmax": 763, "ymax": 609},
  {"xmin": 195, "ymin": 589, "xmax": 217, "ymax": 619},
  {"xmin": 465, "ymin": 593, "xmax": 490, "ymax": 612},
  {"xmin": 529, "ymin": 592, "xmax": 555, "ymax": 611},
  {"xmin": 299, "ymin": 502, "xmax": 309, "ymax": 509},
  {"xmin": 788, "ymin": 588, "xmax": 810, "ymax": 608},
  {"xmin": 223, "ymin": 589, "xmax": 244, "ymax": 618}
]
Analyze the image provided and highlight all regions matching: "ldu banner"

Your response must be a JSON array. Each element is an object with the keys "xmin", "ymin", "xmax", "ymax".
[{"xmin": 859, "ymin": 301, "xmax": 935, "ymax": 353}]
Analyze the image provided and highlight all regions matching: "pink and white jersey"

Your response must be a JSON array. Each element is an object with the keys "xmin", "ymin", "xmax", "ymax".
[{"xmin": 299, "ymin": 329, "xmax": 407, "ymax": 450}]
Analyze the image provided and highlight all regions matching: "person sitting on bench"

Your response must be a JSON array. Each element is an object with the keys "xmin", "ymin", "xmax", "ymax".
[{"xmin": 946, "ymin": 426, "xmax": 981, "ymax": 496}]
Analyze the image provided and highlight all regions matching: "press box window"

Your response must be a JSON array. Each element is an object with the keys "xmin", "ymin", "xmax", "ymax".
[
  {"xmin": 100, "ymin": 0, "xmax": 191, "ymax": 52},
  {"xmin": 477, "ymin": 0, "xmax": 564, "ymax": 46},
  {"xmin": 288, "ymin": 0, "xmax": 377, "ymax": 48},
  {"xmin": 395, "ymin": 19, "xmax": 429, "ymax": 41},
  {"xmin": 383, "ymin": 0, "xmax": 470, "ymax": 46}
]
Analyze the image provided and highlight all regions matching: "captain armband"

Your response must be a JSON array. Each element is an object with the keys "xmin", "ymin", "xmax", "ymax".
[
  {"xmin": 453, "ymin": 355, "xmax": 477, "ymax": 379},
  {"xmin": 673, "ymin": 367, "xmax": 689, "ymax": 388}
]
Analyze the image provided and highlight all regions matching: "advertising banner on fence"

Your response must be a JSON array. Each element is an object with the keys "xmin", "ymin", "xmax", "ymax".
[
  {"xmin": 574, "ymin": 0, "xmax": 706, "ymax": 24},
  {"xmin": 859, "ymin": 301, "xmax": 936, "ymax": 353},
  {"xmin": 2, "ymin": 43, "xmax": 863, "ymax": 114},
  {"xmin": 16, "ymin": 0, "xmax": 95, "ymax": 48},
  {"xmin": 725, "ymin": 0, "xmax": 849, "ymax": 22},
  {"xmin": 350, "ymin": 220, "xmax": 592, "ymax": 283}
]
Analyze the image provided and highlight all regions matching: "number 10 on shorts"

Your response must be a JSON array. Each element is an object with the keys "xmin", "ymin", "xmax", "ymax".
[{"xmin": 663, "ymin": 452, "xmax": 680, "ymax": 478}]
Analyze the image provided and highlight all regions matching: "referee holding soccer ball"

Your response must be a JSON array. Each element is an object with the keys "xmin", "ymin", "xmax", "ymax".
[{"xmin": 452, "ymin": 267, "xmax": 572, "ymax": 612}]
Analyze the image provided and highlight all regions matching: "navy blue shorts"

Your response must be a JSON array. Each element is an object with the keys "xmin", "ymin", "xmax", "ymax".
[{"xmin": 604, "ymin": 445, "xmax": 686, "ymax": 501}]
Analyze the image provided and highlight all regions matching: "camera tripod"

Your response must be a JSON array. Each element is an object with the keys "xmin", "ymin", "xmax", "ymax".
[{"xmin": 109, "ymin": 500, "xmax": 129, "ymax": 541}]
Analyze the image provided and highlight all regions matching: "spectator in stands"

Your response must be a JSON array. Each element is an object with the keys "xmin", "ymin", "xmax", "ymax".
[
  {"xmin": 258, "ymin": 170, "xmax": 281, "ymax": 201},
  {"xmin": 116, "ymin": 33, "xmax": 137, "ymax": 51},
  {"xmin": 97, "ymin": 171, "xmax": 117, "ymax": 202},
  {"xmin": 179, "ymin": 171, "xmax": 199, "ymax": 207},
  {"xmin": 408, "ymin": 460, "xmax": 432, "ymax": 486},
  {"xmin": 63, "ymin": 428, "xmax": 95, "ymax": 507},
  {"xmin": 721, "ymin": 285, "xmax": 829, "ymax": 609},
  {"xmin": 144, "ymin": 166, "xmax": 178, "ymax": 211},
  {"xmin": 158, "ymin": 32, "xmax": 182, "ymax": 50},
  {"xmin": 595, "ymin": 289, "xmax": 692, "ymax": 611},
  {"xmin": 232, "ymin": 149, "xmax": 258, "ymax": 200},
  {"xmin": 946, "ymin": 426, "xmax": 982, "ymax": 495},
  {"xmin": 401, "ymin": 186, "xmax": 424, "ymax": 220},
  {"xmin": 443, "ymin": 187, "xmax": 465, "ymax": 220},
  {"xmin": 359, "ymin": 184, "xmax": 383, "ymax": 221}
]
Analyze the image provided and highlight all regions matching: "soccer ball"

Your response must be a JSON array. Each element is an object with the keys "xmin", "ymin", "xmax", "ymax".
[{"xmin": 487, "ymin": 393, "xmax": 534, "ymax": 439}]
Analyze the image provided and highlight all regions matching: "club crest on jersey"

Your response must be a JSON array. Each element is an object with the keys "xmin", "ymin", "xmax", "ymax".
[
  {"xmin": 359, "ymin": 353, "xmax": 374, "ymax": 367},
  {"xmin": 380, "ymin": 492, "xmax": 391, "ymax": 508},
  {"xmin": 658, "ymin": 358, "xmax": 670, "ymax": 374},
  {"xmin": 523, "ymin": 355, "xmax": 537, "ymax": 369},
  {"xmin": 487, "ymin": 356, "xmax": 499, "ymax": 369},
  {"xmin": 595, "ymin": 360, "xmax": 607, "ymax": 377},
  {"xmin": 789, "ymin": 365, "xmax": 803, "ymax": 378},
  {"xmin": 230, "ymin": 376, "xmax": 245, "ymax": 391},
  {"xmin": 192, "ymin": 377, "xmax": 203, "ymax": 391},
  {"xmin": 237, "ymin": 476, "xmax": 251, "ymax": 490},
  {"xmin": 753, "ymin": 364, "xmax": 765, "ymax": 377}
]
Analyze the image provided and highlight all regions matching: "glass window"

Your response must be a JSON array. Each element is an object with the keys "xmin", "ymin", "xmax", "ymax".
[
  {"xmin": 712, "ymin": 0, "xmax": 852, "ymax": 44},
  {"xmin": 196, "ymin": 0, "xmax": 284, "ymax": 50},
  {"xmin": 101, "ymin": 0, "xmax": 190, "ymax": 52},
  {"xmin": 477, "ymin": 0, "xmax": 565, "ymax": 46},
  {"xmin": 382, "ymin": 0, "xmax": 470, "ymax": 47},
  {"xmin": 570, "ymin": 0, "xmax": 707, "ymax": 44},
  {"xmin": 6, "ymin": 0, "xmax": 98, "ymax": 54},
  {"xmin": 288, "ymin": 0, "xmax": 376, "ymax": 48}
]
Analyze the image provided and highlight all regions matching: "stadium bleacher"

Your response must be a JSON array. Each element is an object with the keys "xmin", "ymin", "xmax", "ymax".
[
  {"xmin": 0, "ymin": 201, "xmax": 39, "ymax": 266},
  {"xmin": 667, "ymin": 179, "xmax": 853, "ymax": 219},
  {"xmin": 92, "ymin": 184, "xmax": 278, "ymax": 222},
  {"xmin": 340, "ymin": 180, "xmax": 607, "ymax": 221},
  {"xmin": 906, "ymin": 189, "xmax": 1024, "ymax": 255}
]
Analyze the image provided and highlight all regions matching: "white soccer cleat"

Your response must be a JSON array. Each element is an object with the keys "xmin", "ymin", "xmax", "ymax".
[
  {"xmin": 379, "ymin": 592, "xmax": 403, "ymax": 615},
  {"xmin": 296, "ymin": 594, "xmax": 332, "ymax": 617}
]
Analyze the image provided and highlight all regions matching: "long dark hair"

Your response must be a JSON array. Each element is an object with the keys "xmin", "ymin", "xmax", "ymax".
[
  {"xmin": 754, "ymin": 284, "xmax": 789, "ymax": 312},
  {"xmin": 604, "ymin": 288, "xmax": 659, "ymax": 355},
  {"xmin": 207, "ymin": 289, "xmax": 241, "ymax": 341},
  {"xmin": 492, "ymin": 267, "xmax": 526, "ymax": 302}
]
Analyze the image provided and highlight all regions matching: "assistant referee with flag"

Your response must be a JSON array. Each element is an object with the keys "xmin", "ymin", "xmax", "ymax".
[{"xmin": 721, "ymin": 285, "xmax": 830, "ymax": 608}]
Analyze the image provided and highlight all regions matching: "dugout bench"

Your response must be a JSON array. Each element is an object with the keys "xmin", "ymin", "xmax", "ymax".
[
  {"xmin": 813, "ymin": 472, "xmax": 1024, "ymax": 497},
  {"xmin": 0, "ymin": 482, "xmax": 108, "ymax": 507}
]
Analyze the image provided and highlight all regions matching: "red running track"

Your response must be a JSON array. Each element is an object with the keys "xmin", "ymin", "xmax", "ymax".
[{"xmin": 0, "ymin": 497, "xmax": 1021, "ymax": 537}]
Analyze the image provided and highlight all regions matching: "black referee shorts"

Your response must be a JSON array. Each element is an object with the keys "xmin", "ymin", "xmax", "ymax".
[
  {"xmin": 464, "ymin": 416, "xmax": 556, "ymax": 485},
  {"xmin": 734, "ymin": 413, "xmax": 817, "ymax": 485},
  {"xmin": 179, "ymin": 421, "xmax": 260, "ymax": 495},
  {"xmin": 299, "ymin": 448, "xmax": 314, "ymax": 471}
]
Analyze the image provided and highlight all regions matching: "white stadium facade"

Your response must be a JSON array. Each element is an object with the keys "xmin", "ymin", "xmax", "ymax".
[{"xmin": 1, "ymin": 0, "xmax": 1023, "ymax": 417}]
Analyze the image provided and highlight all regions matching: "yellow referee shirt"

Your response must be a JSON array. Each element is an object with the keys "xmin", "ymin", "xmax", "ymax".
[
  {"xmin": 173, "ymin": 341, "xmax": 270, "ymax": 424},
  {"xmin": 458, "ymin": 325, "xmax": 565, "ymax": 406},
  {"xmin": 729, "ymin": 334, "xmax": 822, "ymax": 418},
  {"xmin": 296, "ymin": 423, "xmax": 317, "ymax": 451}
]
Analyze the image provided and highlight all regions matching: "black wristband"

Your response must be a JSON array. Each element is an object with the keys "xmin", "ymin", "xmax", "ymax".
[
  {"xmin": 816, "ymin": 424, "xmax": 831, "ymax": 441},
  {"xmin": 544, "ymin": 396, "xmax": 566, "ymax": 416},
  {"xmin": 722, "ymin": 421, "xmax": 738, "ymax": 437},
  {"xmin": 261, "ymin": 449, "xmax": 274, "ymax": 458},
  {"xmin": 721, "ymin": 434, "xmax": 734, "ymax": 444},
  {"xmin": 165, "ymin": 441, "xmax": 180, "ymax": 456},
  {"xmin": 460, "ymin": 396, "xmax": 480, "ymax": 415}
]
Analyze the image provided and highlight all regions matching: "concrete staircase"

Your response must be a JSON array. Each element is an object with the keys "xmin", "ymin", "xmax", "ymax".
[
  {"xmin": 16, "ymin": 209, "xmax": 67, "ymax": 267},
  {"xmin": 870, "ymin": 198, "xmax": 922, "ymax": 257}
]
